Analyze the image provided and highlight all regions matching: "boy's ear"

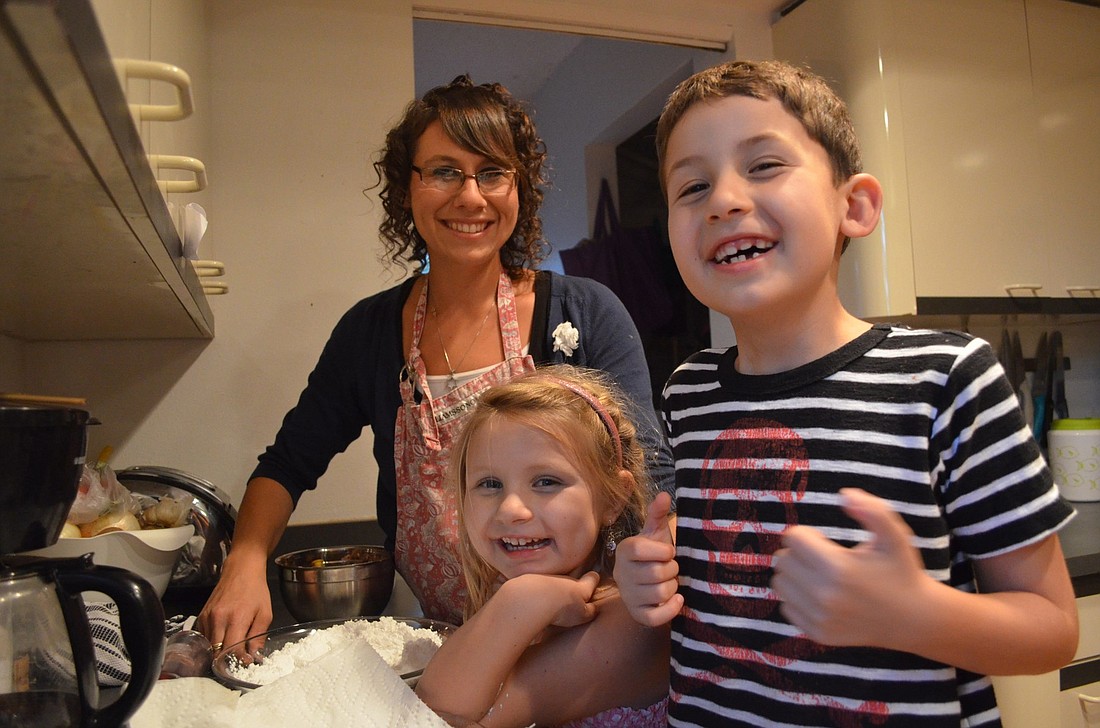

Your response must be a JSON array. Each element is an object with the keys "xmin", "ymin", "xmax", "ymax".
[{"xmin": 839, "ymin": 173, "xmax": 884, "ymax": 240}]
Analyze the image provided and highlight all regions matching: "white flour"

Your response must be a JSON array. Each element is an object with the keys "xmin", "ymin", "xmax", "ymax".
[{"xmin": 226, "ymin": 617, "xmax": 444, "ymax": 686}]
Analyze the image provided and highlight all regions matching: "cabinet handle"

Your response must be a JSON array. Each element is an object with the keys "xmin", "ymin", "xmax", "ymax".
[
  {"xmin": 1066, "ymin": 286, "xmax": 1100, "ymax": 298},
  {"xmin": 190, "ymin": 260, "xmax": 227, "ymax": 296},
  {"xmin": 1080, "ymin": 693, "xmax": 1100, "ymax": 724},
  {"xmin": 191, "ymin": 260, "xmax": 224, "ymax": 278},
  {"xmin": 1004, "ymin": 284, "xmax": 1043, "ymax": 297},
  {"xmin": 112, "ymin": 59, "xmax": 194, "ymax": 122},
  {"xmin": 148, "ymin": 155, "xmax": 207, "ymax": 194},
  {"xmin": 201, "ymin": 282, "xmax": 228, "ymax": 296}
]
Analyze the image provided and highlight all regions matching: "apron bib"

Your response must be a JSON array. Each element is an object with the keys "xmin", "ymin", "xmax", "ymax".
[{"xmin": 394, "ymin": 272, "xmax": 534, "ymax": 623}]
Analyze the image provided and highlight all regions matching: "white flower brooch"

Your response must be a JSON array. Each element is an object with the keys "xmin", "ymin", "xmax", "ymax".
[{"xmin": 551, "ymin": 321, "xmax": 580, "ymax": 357}]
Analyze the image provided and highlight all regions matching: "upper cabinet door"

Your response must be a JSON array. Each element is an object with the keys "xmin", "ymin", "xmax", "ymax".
[
  {"xmin": 0, "ymin": 0, "xmax": 213, "ymax": 340},
  {"xmin": 1027, "ymin": 0, "xmax": 1100, "ymax": 301},
  {"xmin": 774, "ymin": 0, "xmax": 1100, "ymax": 317}
]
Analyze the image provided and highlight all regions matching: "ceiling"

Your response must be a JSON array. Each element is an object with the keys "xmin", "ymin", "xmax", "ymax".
[
  {"xmin": 413, "ymin": 0, "xmax": 791, "ymax": 100},
  {"xmin": 414, "ymin": 21, "xmax": 584, "ymax": 100}
]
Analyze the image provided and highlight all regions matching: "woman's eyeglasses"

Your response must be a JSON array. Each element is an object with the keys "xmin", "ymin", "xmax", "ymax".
[{"xmin": 411, "ymin": 165, "xmax": 516, "ymax": 195}]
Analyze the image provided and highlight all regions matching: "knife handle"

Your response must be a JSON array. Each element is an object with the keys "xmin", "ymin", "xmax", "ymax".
[{"xmin": 1033, "ymin": 399, "xmax": 1047, "ymax": 439}]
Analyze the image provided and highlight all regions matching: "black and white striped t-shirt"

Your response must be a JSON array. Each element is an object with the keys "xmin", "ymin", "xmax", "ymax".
[{"xmin": 662, "ymin": 324, "xmax": 1074, "ymax": 727}]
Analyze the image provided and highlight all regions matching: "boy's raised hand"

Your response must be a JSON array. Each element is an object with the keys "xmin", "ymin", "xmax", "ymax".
[
  {"xmin": 770, "ymin": 488, "xmax": 929, "ymax": 649},
  {"xmin": 613, "ymin": 491, "xmax": 684, "ymax": 627}
]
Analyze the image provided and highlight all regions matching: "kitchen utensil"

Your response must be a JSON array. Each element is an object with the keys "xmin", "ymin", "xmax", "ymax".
[
  {"xmin": 0, "ymin": 394, "xmax": 87, "ymax": 407},
  {"xmin": 24, "ymin": 524, "xmax": 194, "ymax": 598},
  {"xmin": 1050, "ymin": 330, "xmax": 1068, "ymax": 421},
  {"xmin": 1048, "ymin": 418, "xmax": 1100, "ymax": 502},
  {"xmin": 1011, "ymin": 331, "xmax": 1032, "ymax": 425},
  {"xmin": 209, "ymin": 616, "xmax": 455, "ymax": 691},
  {"xmin": 0, "ymin": 403, "xmax": 91, "ymax": 554},
  {"xmin": 114, "ymin": 466, "xmax": 237, "ymax": 596},
  {"xmin": 274, "ymin": 545, "xmax": 394, "ymax": 623},
  {"xmin": 0, "ymin": 553, "xmax": 164, "ymax": 727},
  {"xmin": 999, "ymin": 329, "xmax": 1013, "ymax": 383},
  {"xmin": 1032, "ymin": 331, "xmax": 1052, "ymax": 444}
]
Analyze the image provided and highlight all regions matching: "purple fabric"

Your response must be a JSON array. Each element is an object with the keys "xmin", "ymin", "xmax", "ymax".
[{"xmin": 560, "ymin": 179, "xmax": 678, "ymax": 338}]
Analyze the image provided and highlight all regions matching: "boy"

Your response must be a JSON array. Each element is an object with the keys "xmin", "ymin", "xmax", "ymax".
[{"xmin": 613, "ymin": 60, "xmax": 1079, "ymax": 726}]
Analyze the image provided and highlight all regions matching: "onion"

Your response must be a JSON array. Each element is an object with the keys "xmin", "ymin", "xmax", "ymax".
[{"xmin": 81, "ymin": 509, "xmax": 141, "ymax": 537}]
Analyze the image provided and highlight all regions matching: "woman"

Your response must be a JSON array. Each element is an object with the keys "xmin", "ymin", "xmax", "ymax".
[{"xmin": 196, "ymin": 76, "xmax": 673, "ymax": 648}]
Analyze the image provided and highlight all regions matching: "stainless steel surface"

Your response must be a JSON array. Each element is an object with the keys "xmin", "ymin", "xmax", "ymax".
[
  {"xmin": 115, "ymin": 466, "xmax": 237, "ymax": 590},
  {"xmin": 275, "ymin": 545, "xmax": 395, "ymax": 623}
]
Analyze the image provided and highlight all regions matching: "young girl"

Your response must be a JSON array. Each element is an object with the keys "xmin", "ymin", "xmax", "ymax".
[{"xmin": 415, "ymin": 366, "xmax": 670, "ymax": 727}]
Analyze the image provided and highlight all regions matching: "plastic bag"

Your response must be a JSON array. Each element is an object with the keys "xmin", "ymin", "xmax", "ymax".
[
  {"xmin": 67, "ymin": 464, "xmax": 136, "ymax": 525},
  {"xmin": 67, "ymin": 463, "xmax": 143, "ymax": 536}
]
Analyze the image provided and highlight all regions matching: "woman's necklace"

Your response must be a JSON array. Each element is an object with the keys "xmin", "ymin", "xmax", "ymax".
[{"xmin": 429, "ymin": 291, "xmax": 496, "ymax": 391}]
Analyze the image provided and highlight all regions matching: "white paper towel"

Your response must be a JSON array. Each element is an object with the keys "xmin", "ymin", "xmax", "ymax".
[{"xmin": 130, "ymin": 640, "xmax": 448, "ymax": 728}]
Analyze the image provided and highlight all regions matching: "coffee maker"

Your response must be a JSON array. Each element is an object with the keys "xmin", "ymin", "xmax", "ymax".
[{"xmin": 0, "ymin": 403, "xmax": 164, "ymax": 727}]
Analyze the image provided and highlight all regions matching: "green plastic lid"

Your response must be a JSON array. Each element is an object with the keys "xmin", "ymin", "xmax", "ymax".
[{"xmin": 1050, "ymin": 418, "xmax": 1100, "ymax": 430}]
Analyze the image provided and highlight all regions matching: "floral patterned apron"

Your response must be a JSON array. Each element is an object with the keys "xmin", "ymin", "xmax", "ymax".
[{"xmin": 394, "ymin": 272, "xmax": 535, "ymax": 624}]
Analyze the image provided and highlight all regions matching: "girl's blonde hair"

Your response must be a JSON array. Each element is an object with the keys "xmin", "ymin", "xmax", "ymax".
[{"xmin": 450, "ymin": 366, "xmax": 651, "ymax": 619}]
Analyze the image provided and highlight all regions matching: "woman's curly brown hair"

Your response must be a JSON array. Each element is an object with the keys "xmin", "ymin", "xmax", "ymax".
[{"xmin": 372, "ymin": 75, "xmax": 549, "ymax": 279}]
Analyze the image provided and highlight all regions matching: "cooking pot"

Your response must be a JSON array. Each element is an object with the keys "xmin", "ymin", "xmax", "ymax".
[
  {"xmin": 115, "ymin": 466, "xmax": 237, "ymax": 592},
  {"xmin": 0, "ymin": 403, "xmax": 91, "ymax": 554}
]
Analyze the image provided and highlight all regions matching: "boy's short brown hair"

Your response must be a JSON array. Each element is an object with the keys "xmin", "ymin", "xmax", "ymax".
[{"xmin": 656, "ymin": 60, "xmax": 863, "ymax": 193}]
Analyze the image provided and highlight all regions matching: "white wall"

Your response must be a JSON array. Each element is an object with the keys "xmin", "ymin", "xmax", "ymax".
[{"xmin": 14, "ymin": 0, "xmax": 414, "ymax": 525}]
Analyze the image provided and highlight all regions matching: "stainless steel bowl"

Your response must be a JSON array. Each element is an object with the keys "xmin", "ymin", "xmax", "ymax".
[{"xmin": 274, "ymin": 545, "xmax": 394, "ymax": 623}]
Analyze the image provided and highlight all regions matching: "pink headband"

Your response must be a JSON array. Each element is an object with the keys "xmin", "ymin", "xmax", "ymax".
[{"xmin": 544, "ymin": 377, "xmax": 623, "ymax": 468}]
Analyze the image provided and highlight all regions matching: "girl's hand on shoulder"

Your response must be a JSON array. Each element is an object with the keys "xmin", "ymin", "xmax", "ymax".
[
  {"xmin": 549, "ymin": 570, "xmax": 600, "ymax": 628},
  {"xmin": 502, "ymin": 571, "xmax": 601, "ymax": 628}
]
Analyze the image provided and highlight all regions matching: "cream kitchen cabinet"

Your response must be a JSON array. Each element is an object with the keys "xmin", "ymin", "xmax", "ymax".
[
  {"xmin": 92, "ymin": 0, "xmax": 211, "ymax": 217},
  {"xmin": 1061, "ymin": 593, "xmax": 1100, "ymax": 727},
  {"xmin": 0, "ymin": 0, "xmax": 212, "ymax": 340},
  {"xmin": 989, "ymin": 593, "xmax": 1100, "ymax": 727},
  {"xmin": 773, "ymin": 0, "xmax": 1100, "ymax": 318}
]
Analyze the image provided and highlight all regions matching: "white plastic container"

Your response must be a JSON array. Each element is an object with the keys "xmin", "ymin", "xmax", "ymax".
[
  {"xmin": 1048, "ymin": 418, "xmax": 1100, "ymax": 502},
  {"xmin": 24, "ymin": 525, "xmax": 194, "ymax": 597}
]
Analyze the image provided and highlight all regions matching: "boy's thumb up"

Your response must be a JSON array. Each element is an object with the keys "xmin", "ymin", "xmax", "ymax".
[
  {"xmin": 641, "ymin": 491, "xmax": 675, "ymax": 544},
  {"xmin": 839, "ymin": 488, "xmax": 919, "ymax": 562}
]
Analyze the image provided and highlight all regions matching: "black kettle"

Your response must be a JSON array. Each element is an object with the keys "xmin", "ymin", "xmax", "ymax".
[{"xmin": 0, "ymin": 554, "xmax": 164, "ymax": 727}]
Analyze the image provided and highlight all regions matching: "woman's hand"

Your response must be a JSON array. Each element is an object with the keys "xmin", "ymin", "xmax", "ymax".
[
  {"xmin": 193, "ymin": 477, "xmax": 294, "ymax": 652},
  {"xmin": 194, "ymin": 548, "xmax": 273, "ymax": 653}
]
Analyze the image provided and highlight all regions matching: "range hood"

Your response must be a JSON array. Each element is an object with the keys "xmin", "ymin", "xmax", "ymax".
[{"xmin": 0, "ymin": 0, "xmax": 213, "ymax": 341}]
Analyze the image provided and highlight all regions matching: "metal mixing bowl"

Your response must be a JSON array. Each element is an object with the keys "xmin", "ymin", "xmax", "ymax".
[{"xmin": 274, "ymin": 545, "xmax": 395, "ymax": 622}]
